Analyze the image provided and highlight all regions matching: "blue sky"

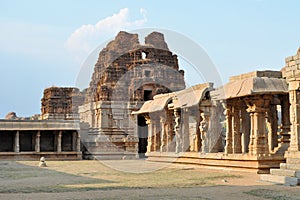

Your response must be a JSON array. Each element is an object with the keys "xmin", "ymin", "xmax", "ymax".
[{"xmin": 0, "ymin": 0, "xmax": 299, "ymax": 118}]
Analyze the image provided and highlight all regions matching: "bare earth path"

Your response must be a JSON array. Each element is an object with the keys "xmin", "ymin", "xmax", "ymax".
[{"xmin": 0, "ymin": 160, "xmax": 299, "ymax": 200}]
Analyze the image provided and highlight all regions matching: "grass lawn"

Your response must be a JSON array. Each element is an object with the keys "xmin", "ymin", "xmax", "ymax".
[{"xmin": 0, "ymin": 160, "xmax": 239, "ymax": 193}]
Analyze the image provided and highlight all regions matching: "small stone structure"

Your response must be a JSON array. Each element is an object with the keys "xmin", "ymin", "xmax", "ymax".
[{"xmin": 39, "ymin": 157, "xmax": 47, "ymax": 167}]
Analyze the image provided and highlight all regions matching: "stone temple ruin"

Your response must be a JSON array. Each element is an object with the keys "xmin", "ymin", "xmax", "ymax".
[
  {"xmin": 79, "ymin": 31, "xmax": 185, "ymax": 159},
  {"xmin": 1, "ymin": 31, "xmax": 300, "ymax": 185}
]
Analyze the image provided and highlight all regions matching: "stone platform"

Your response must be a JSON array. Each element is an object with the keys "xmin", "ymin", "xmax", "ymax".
[{"xmin": 146, "ymin": 152, "xmax": 285, "ymax": 174}]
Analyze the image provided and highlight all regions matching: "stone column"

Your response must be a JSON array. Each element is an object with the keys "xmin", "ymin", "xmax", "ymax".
[
  {"xmin": 246, "ymin": 98, "xmax": 269, "ymax": 155},
  {"xmin": 152, "ymin": 117, "xmax": 160, "ymax": 152},
  {"xmin": 160, "ymin": 114, "xmax": 166, "ymax": 152},
  {"xmin": 288, "ymin": 87, "xmax": 300, "ymax": 151},
  {"xmin": 232, "ymin": 105, "xmax": 242, "ymax": 154},
  {"xmin": 35, "ymin": 131, "xmax": 40, "ymax": 152},
  {"xmin": 224, "ymin": 105, "xmax": 233, "ymax": 154},
  {"xmin": 166, "ymin": 110, "xmax": 174, "ymax": 152},
  {"xmin": 182, "ymin": 108, "xmax": 190, "ymax": 152},
  {"xmin": 266, "ymin": 104, "xmax": 278, "ymax": 152},
  {"xmin": 174, "ymin": 108, "xmax": 182, "ymax": 153},
  {"xmin": 76, "ymin": 132, "xmax": 81, "ymax": 152},
  {"xmin": 199, "ymin": 111, "xmax": 209, "ymax": 153},
  {"xmin": 241, "ymin": 107, "xmax": 250, "ymax": 153},
  {"xmin": 57, "ymin": 131, "xmax": 62, "ymax": 153},
  {"xmin": 72, "ymin": 131, "xmax": 77, "ymax": 151},
  {"xmin": 274, "ymin": 95, "xmax": 290, "ymax": 153},
  {"xmin": 145, "ymin": 116, "xmax": 152, "ymax": 153},
  {"xmin": 155, "ymin": 117, "xmax": 161, "ymax": 152},
  {"xmin": 14, "ymin": 131, "xmax": 20, "ymax": 153}
]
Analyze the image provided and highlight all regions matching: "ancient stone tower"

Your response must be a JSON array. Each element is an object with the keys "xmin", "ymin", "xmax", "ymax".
[{"xmin": 79, "ymin": 31, "xmax": 186, "ymax": 159}]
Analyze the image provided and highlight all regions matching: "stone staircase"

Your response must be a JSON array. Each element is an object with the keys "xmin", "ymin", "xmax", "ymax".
[{"xmin": 261, "ymin": 151, "xmax": 300, "ymax": 186}]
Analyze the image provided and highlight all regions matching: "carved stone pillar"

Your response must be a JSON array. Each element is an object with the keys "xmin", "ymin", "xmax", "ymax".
[
  {"xmin": 288, "ymin": 87, "xmax": 300, "ymax": 151},
  {"xmin": 232, "ymin": 105, "xmax": 242, "ymax": 154},
  {"xmin": 76, "ymin": 132, "xmax": 81, "ymax": 152},
  {"xmin": 224, "ymin": 105, "xmax": 233, "ymax": 154},
  {"xmin": 166, "ymin": 110, "xmax": 174, "ymax": 152},
  {"xmin": 241, "ymin": 106, "xmax": 250, "ymax": 153},
  {"xmin": 145, "ymin": 116, "xmax": 152, "ymax": 153},
  {"xmin": 35, "ymin": 131, "xmax": 40, "ymax": 152},
  {"xmin": 274, "ymin": 95, "xmax": 290, "ymax": 153},
  {"xmin": 72, "ymin": 131, "xmax": 77, "ymax": 151},
  {"xmin": 174, "ymin": 108, "xmax": 182, "ymax": 153},
  {"xmin": 266, "ymin": 104, "xmax": 278, "ymax": 152},
  {"xmin": 153, "ymin": 116, "xmax": 160, "ymax": 152},
  {"xmin": 57, "ymin": 131, "xmax": 62, "ymax": 153},
  {"xmin": 199, "ymin": 111, "xmax": 209, "ymax": 153},
  {"xmin": 160, "ymin": 114, "xmax": 167, "ymax": 152},
  {"xmin": 246, "ymin": 98, "xmax": 269, "ymax": 155},
  {"xmin": 182, "ymin": 108, "xmax": 190, "ymax": 152},
  {"xmin": 14, "ymin": 131, "xmax": 20, "ymax": 153}
]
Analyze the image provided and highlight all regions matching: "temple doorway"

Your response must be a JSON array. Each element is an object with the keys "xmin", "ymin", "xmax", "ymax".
[{"xmin": 138, "ymin": 115, "xmax": 148, "ymax": 158}]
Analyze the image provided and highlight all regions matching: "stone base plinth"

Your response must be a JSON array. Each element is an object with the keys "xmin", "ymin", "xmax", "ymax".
[
  {"xmin": 146, "ymin": 152, "xmax": 285, "ymax": 174},
  {"xmin": 0, "ymin": 152, "xmax": 82, "ymax": 160}
]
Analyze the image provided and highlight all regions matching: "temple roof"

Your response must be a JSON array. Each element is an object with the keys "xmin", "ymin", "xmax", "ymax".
[
  {"xmin": 132, "ymin": 83, "xmax": 213, "ymax": 114},
  {"xmin": 211, "ymin": 76, "xmax": 288, "ymax": 100},
  {"xmin": 131, "ymin": 93, "xmax": 175, "ymax": 115},
  {"xmin": 172, "ymin": 83, "xmax": 213, "ymax": 109}
]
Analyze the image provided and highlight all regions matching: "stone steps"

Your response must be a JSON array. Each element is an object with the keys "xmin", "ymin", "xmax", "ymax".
[
  {"xmin": 260, "ymin": 174, "xmax": 300, "ymax": 186},
  {"xmin": 280, "ymin": 163, "xmax": 300, "ymax": 170},
  {"xmin": 286, "ymin": 157, "xmax": 300, "ymax": 164},
  {"xmin": 260, "ymin": 150, "xmax": 300, "ymax": 186},
  {"xmin": 270, "ymin": 168, "xmax": 300, "ymax": 178}
]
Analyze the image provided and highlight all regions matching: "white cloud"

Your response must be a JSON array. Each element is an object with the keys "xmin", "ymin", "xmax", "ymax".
[{"xmin": 65, "ymin": 8, "xmax": 147, "ymax": 64}]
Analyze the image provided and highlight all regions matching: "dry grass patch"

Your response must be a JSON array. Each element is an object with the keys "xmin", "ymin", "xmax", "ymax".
[{"xmin": 0, "ymin": 160, "xmax": 241, "ymax": 193}]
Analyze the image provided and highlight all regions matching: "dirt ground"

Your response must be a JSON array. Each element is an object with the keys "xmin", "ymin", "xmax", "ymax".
[{"xmin": 0, "ymin": 160, "xmax": 299, "ymax": 200}]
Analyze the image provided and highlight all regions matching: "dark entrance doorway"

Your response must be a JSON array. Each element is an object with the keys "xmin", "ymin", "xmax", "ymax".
[
  {"xmin": 143, "ymin": 90, "xmax": 153, "ymax": 101},
  {"xmin": 138, "ymin": 116, "xmax": 148, "ymax": 158}
]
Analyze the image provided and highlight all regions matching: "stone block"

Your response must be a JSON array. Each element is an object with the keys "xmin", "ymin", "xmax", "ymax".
[
  {"xmin": 270, "ymin": 168, "xmax": 300, "ymax": 177},
  {"xmin": 280, "ymin": 163, "xmax": 300, "ymax": 171},
  {"xmin": 260, "ymin": 174, "xmax": 300, "ymax": 186},
  {"xmin": 286, "ymin": 157, "xmax": 300, "ymax": 164}
]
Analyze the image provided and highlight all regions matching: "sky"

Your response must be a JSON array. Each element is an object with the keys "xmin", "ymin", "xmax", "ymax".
[{"xmin": 0, "ymin": 0, "xmax": 299, "ymax": 118}]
